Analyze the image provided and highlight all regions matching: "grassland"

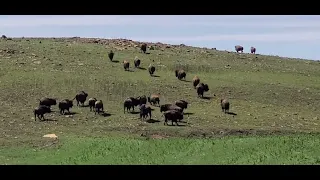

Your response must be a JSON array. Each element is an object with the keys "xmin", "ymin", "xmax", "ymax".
[{"xmin": 0, "ymin": 37, "xmax": 320, "ymax": 164}]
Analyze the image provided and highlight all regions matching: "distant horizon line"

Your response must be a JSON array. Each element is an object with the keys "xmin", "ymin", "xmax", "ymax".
[{"xmin": 2, "ymin": 35, "xmax": 317, "ymax": 61}]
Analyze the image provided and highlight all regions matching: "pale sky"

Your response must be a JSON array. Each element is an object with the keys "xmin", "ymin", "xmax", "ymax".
[{"xmin": 1, "ymin": 15, "xmax": 320, "ymax": 60}]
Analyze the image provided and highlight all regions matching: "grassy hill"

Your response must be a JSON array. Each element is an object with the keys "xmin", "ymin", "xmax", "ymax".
[{"xmin": 0, "ymin": 37, "xmax": 320, "ymax": 164}]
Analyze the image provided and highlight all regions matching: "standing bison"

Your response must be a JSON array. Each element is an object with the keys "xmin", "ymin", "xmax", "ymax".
[
  {"xmin": 235, "ymin": 45, "xmax": 243, "ymax": 53},
  {"xmin": 137, "ymin": 95, "xmax": 147, "ymax": 105},
  {"xmin": 141, "ymin": 43, "xmax": 147, "ymax": 53},
  {"xmin": 124, "ymin": 98, "xmax": 134, "ymax": 113},
  {"xmin": 88, "ymin": 97, "xmax": 97, "ymax": 111},
  {"xmin": 58, "ymin": 99, "xmax": 73, "ymax": 115},
  {"xmin": 160, "ymin": 104, "xmax": 183, "ymax": 114},
  {"xmin": 175, "ymin": 69, "xmax": 186, "ymax": 80},
  {"xmin": 38, "ymin": 97, "xmax": 57, "ymax": 108},
  {"xmin": 94, "ymin": 100, "xmax": 104, "ymax": 114},
  {"xmin": 139, "ymin": 104, "xmax": 152, "ymax": 120},
  {"xmin": 123, "ymin": 60, "xmax": 130, "ymax": 71},
  {"xmin": 134, "ymin": 56, "xmax": 141, "ymax": 68},
  {"xmin": 148, "ymin": 94, "xmax": 160, "ymax": 106},
  {"xmin": 196, "ymin": 83, "xmax": 209, "ymax": 98},
  {"xmin": 163, "ymin": 110, "xmax": 184, "ymax": 126},
  {"xmin": 192, "ymin": 76, "xmax": 200, "ymax": 89},
  {"xmin": 73, "ymin": 91, "xmax": 88, "ymax": 107},
  {"xmin": 148, "ymin": 64, "xmax": 155, "ymax": 76},
  {"xmin": 174, "ymin": 100, "xmax": 188, "ymax": 111},
  {"xmin": 221, "ymin": 98, "xmax": 230, "ymax": 113},
  {"xmin": 108, "ymin": 50, "xmax": 114, "ymax": 61},
  {"xmin": 34, "ymin": 105, "xmax": 51, "ymax": 121},
  {"xmin": 251, "ymin": 47, "xmax": 256, "ymax": 54}
]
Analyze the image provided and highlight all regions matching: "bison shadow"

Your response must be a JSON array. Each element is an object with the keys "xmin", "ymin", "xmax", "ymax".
[
  {"xmin": 81, "ymin": 104, "xmax": 90, "ymax": 107},
  {"xmin": 182, "ymin": 79, "xmax": 192, "ymax": 82},
  {"xmin": 146, "ymin": 119, "xmax": 160, "ymax": 123},
  {"xmin": 226, "ymin": 112, "xmax": 237, "ymax": 116},
  {"xmin": 146, "ymin": 52, "xmax": 151, "ymax": 54},
  {"xmin": 127, "ymin": 69, "xmax": 135, "ymax": 72},
  {"xmin": 111, "ymin": 60, "xmax": 119, "ymax": 63},
  {"xmin": 167, "ymin": 123, "xmax": 186, "ymax": 127},
  {"xmin": 100, "ymin": 112, "xmax": 112, "ymax": 117},
  {"xmin": 183, "ymin": 112, "xmax": 194, "ymax": 116},
  {"xmin": 151, "ymin": 75, "xmax": 160, "ymax": 77},
  {"xmin": 201, "ymin": 96, "xmax": 214, "ymax": 100},
  {"xmin": 130, "ymin": 111, "xmax": 140, "ymax": 114},
  {"xmin": 42, "ymin": 118, "xmax": 58, "ymax": 122},
  {"xmin": 61, "ymin": 111, "xmax": 77, "ymax": 115},
  {"xmin": 137, "ymin": 67, "xmax": 146, "ymax": 70}
]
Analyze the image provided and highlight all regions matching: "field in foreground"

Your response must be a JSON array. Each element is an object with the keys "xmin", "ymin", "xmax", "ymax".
[{"xmin": 0, "ymin": 37, "xmax": 320, "ymax": 164}]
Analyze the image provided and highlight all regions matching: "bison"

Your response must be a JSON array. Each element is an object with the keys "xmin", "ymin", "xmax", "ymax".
[
  {"xmin": 124, "ymin": 98, "xmax": 134, "ymax": 113},
  {"xmin": 123, "ymin": 60, "xmax": 130, "ymax": 71},
  {"xmin": 34, "ymin": 105, "xmax": 51, "ymax": 121},
  {"xmin": 38, "ymin": 97, "xmax": 57, "ymax": 108},
  {"xmin": 160, "ymin": 104, "xmax": 183, "ymax": 114},
  {"xmin": 221, "ymin": 98, "xmax": 230, "ymax": 113},
  {"xmin": 88, "ymin": 97, "xmax": 97, "ymax": 111},
  {"xmin": 139, "ymin": 104, "xmax": 152, "ymax": 120},
  {"xmin": 73, "ymin": 91, "xmax": 88, "ymax": 107},
  {"xmin": 137, "ymin": 95, "xmax": 147, "ymax": 105},
  {"xmin": 148, "ymin": 94, "xmax": 160, "ymax": 106},
  {"xmin": 192, "ymin": 76, "xmax": 200, "ymax": 89},
  {"xmin": 174, "ymin": 100, "xmax": 188, "ymax": 111},
  {"xmin": 134, "ymin": 56, "xmax": 141, "ymax": 68},
  {"xmin": 58, "ymin": 99, "xmax": 73, "ymax": 115},
  {"xmin": 141, "ymin": 43, "xmax": 147, "ymax": 53},
  {"xmin": 251, "ymin": 47, "xmax": 256, "ymax": 54},
  {"xmin": 235, "ymin": 45, "xmax": 243, "ymax": 53},
  {"xmin": 94, "ymin": 100, "xmax": 104, "ymax": 114},
  {"xmin": 163, "ymin": 110, "xmax": 184, "ymax": 126},
  {"xmin": 196, "ymin": 83, "xmax": 209, "ymax": 98},
  {"xmin": 148, "ymin": 64, "xmax": 155, "ymax": 76},
  {"xmin": 175, "ymin": 69, "xmax": 186, "ymax": 80},
  {"xmin": 108, "ymin": 50, "xmax": 114, "ymax": 61}
]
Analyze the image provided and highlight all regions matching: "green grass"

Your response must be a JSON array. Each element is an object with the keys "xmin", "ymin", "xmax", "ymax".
[{"xmin": 0, "ymin": 37, "xmax": 320, "ymax": 164}]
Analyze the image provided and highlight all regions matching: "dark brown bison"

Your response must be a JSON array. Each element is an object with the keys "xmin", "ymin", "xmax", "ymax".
[
  {"xmin": 73, "ymin": 91, "xmax": 88, "ymax": 107},
  {"xmin": 58, "ymin": 99, "xmax": 73, "ymax": 115},
  {"xmin": 221, "ymin": 98, "xmax": 230, "ymax": 113},
  {"xmin": 134, "ymin": 56, "xmax": 141, "ymax": 68},
  {"xmin": 38, "ymin": 97, "xmax": 57, "ymax": 108},
  {"xmin": 123, "ymin": 60, "xmax": 130, "ymax": 71},
  {"xmin": 34, "ymin": 105, "xmax": 51, "ymax": 121},
  {"xmin": 94, "ymin": 100, "xmax": 104, "ymax": 114},
  {"xmin": 251, "ymin": 47, "xmax": 256, "ymax": 54},
  {"xmin": 141, "ymin": 43, "xmax": 147, "ymax": 53},
  {"xmin": 137, "ymin": 95, "xmax": 147, "ymax": 105},
  {"xmin": 174, "ymin": 100, "xmax": 188, "ymax": 110},
  {"xmin": 162, "ymin": 110, "xmax": 184, "ymax": 126},
  {"xmin": 148, "ymin": 64, "xmax": 155, "ymax": 76},
  {"xmin": 108, "ymin": 50, "xmax": 114, "ymax": 61},
  {"xmin": 124, "ymin": 98, "xmax": 134, "ymax": 113},
  {"xmin": 139, "ymin": 104, "xmax": 152, "ymax": 120},
  {"xmin": 148, "ymin": 94, "xmax": 160, "ymax": 106},
  {"xmin": 88, "ymin": 97, "xmax": 97, "ymax": 111},
  {"xmin": 192, "ymin": 76, "xmax": 200, "ymax": 89},
  {"xmin": 196, "ymin": 83, "xmax": 209, "ymax": 98},
  {"xmin": 160, "ymin": 104, "xmax": 183, "ymax": 114},
  {"xmin": 175, "ymin": 69, "xmax": 186, "ymax": 80},
  {"xmin": 235, "ymin": 45, "xmax": 243, "ymax": 53}
]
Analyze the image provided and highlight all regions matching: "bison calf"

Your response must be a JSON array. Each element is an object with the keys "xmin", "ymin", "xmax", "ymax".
[
  {"xmin": 163, "ymin": 110, "xmax": 184, "ymax": 126},
  {"xmin": 221, "ymin": 99, "xmax": 230, "ymax": 113},
  {"xmin": 34, "ymin": 105, "xmax": 51, "ymax": 121},
  {"xmin": 59, "ymin": 99, "xmax": 73, "ymax": 115}
]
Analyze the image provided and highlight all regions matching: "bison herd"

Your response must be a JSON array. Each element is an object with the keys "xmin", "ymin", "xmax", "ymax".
[{"xmin": 33, "ymin": 43, "xmax": 236, "ymax": 126}]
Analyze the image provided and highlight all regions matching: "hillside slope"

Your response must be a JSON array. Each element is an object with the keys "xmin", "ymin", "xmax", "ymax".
[{"xmin": 0, "ymin": 37, "xmax": 320, "ymax": 145}]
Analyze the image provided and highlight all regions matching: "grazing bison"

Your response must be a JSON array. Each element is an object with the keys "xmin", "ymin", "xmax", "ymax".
[
  {"xmin": 235, "ymin": 45, "xmax": 243, "ymax": 53},
  {"xmin": 148, "ymin": 64, "xmax": 155, "ymax": 76},
  {"xmin": 175, "ymin": 69, "xmax": 186, "ymax": 80},
  {"xmin": 221, "ymin": 98, "xmax": 230, "ymax": 113},
  {"xmin": 192, "ymin": 76, "xmax": 200, "ymax": 89},
  {"xmin": 123, "ymin": 98, "xmax": 134, "ymax": 113},
  {"xmin": 174, "ymin": 100, "xmax": 188, "ymax": 110},
  {"xmin": 160, "ymin": 104, "xmax": 183, "ymax": 114},
  {"xmin": 163, "ymin": 110, "xmax": 184, "ymax": 126},
  {"xmin": 134, "ymin": 56, "xmax": 141, "ymax": 68},
  {"xmin": 123, "ymin": 60, "xmax": 130, "ymax": 71},
  {"xmin": 34, "ymin": 105, "xmax": 51, "ymax": 121},
  {"xmin": 94, "ymin": 100, "xmax": 104, "ymax": 114},
  {"xmin": 251, "ymin": 47, "xmax": 256, "ymax": 54},
  {"xmin": 196, "ymin": 83, "xmax": 209, "ymax": 98},
  {"xmin": 38, "ymin": 97, "xmax": 57, "ymax": 108},
  {"xmin": 137, "ymin": 95, "xmax": 147, "ymax": 105},
  {"xmin": 141, "ymin": 43, "xmax": 147, "ymax": 53},
  {"xmin": 148, "ymin": 94, "xmax": 160, "ymax": 106},
  {"xmin": 73, "ymin": 91, "xmax": 88, "ymax": 107},
  {"xmin": 58, "ymin": 99, "xmax": 73, "ymax": 115},
  {"xmin": 139, "ymin": 104, "xmax": 152, "ymax": 120},
  {"xmin": 88, "ymin": 97, "xmax": 97, "ymax": 111},
  {"xmin": 108, "ymin": 50, "xmax": 114, "ymax": 61},
  {"xmin": 127, "ymin": 97, "xmax": 140, "ymax": 111}
]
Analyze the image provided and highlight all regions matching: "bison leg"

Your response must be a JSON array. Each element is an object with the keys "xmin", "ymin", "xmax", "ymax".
[
  {"xmin": 176, "ymin": 121, "xmax": 179, "ymax": 126},
  {"xmin": 171, "ymin": 120, "xmax": 174, "ymax": 126},
  {"xmin": 41, "ymin": 114, "xmax": 45, "ymax": 121},
  {"xmin": 60, "ymin": 109, "xmax": 63, "ymax": 115}
]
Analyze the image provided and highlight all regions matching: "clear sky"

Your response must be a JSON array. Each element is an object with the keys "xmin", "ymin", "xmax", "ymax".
[{"xmin": 0, "ymin": 15, "xmax": 319, "ymax": 60}]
